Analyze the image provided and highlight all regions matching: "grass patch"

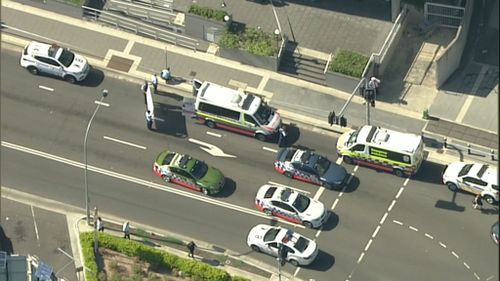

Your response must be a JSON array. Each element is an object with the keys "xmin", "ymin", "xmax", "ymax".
[{"xmin": 329, "ymin": 49, "xmax": 369, "ymax": 78}]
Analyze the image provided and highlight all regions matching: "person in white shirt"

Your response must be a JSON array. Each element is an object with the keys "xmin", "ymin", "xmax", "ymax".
[
  {"xmin": 161, "ymin": 68, "xmax": 172, "ymax": 83},
  {"xmin": 151, "ymin": 73, "xmax": 158, "ymax": 94}
]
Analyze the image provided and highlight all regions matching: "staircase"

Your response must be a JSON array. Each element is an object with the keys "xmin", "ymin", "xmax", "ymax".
[{"xmin": 278, "ymin": 43, "xmax": 329, "ymax": 86}]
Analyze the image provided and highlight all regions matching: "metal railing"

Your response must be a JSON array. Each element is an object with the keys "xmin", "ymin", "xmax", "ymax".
[
  {"xmin": 127, "ymin": 0, "xmax": 174, "ymax": 12},
  {"xmin": 82, "ymin": 6, "xmax": 198, "ymax": 51},
  {"xmin": 105, "ymin": 0, "xmax": 178, "ymax": 30},
  {"xmin": 424, "ymin": 2, "xmax": 465, "ymax": 28}
]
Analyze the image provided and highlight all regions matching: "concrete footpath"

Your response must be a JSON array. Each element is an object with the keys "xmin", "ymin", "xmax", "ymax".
[{"xmin": 0, "ymin": 0, "xmax": 497, "ymax": 166}]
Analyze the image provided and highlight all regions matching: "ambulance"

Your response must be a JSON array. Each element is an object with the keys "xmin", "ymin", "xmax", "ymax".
[
  {"xmin": 336, "ymin": 125, "xmax": 424, "ymax": 177},
  {"xmin": 190, "ymin": 80, "xmax": 281, "ymax": 141}
]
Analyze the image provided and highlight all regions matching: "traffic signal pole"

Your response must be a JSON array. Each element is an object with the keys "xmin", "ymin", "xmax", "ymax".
[{"xmin": 366, "ymin": 97, "xmax": 371, "ymax": 125}]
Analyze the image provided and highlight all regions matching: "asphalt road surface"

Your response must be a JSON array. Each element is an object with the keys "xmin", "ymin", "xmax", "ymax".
[{"xmin": 1, "ymin": 44, "xmax": 498, "ymax": 281}]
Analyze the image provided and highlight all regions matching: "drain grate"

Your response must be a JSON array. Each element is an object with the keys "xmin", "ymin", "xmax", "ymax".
[{"xmin": 107, "ymin": 55, "xmax": 133, "ymax": 72}]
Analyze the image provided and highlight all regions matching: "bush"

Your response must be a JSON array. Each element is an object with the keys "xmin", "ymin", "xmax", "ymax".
[
  {"xmin": 188, "ymin": 4, "xmax": 228, "ymax": 21},
  {"xmin": 219, "ymin": 27, "xmax": 277, "ymax": 56},
  {"xmin": 329, "ymin": 49, "xmax": 369, "ymax": 78}
]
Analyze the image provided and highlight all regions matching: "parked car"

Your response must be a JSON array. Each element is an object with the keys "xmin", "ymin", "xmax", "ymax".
[
  {"xmin": 491, "ymin": 222, "xmax": 499, "ymax": 246},
  {"xmin": 442, "ymin": 162, "xmax": 498, "ymax": 204},
  {"xmin": 247, "ymin": 224, "xmax": 318, "ymax": 266},
  {"xmin": 275, "ymin": 147, "xmax": 348, "ymax": 189},
  {"xmin": 153, "ymin": 150, "xmax": 225, "ymax": 195},
  {"xmin": 255, "ymin": 184, "xmax": 329, "ymax": 228},
  {"xmin": 20, "ymin": 41, "xmax": 90, "ymax": 83}
]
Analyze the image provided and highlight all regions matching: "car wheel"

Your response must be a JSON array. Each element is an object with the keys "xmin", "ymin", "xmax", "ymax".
[
  {"xmin": 161, "ymin": 175, "xmax": 171, "ymax": 183},
  {"xmin": 201, "ymin": 188, "xmax": 209, "ymax": 195},
  {"xmin": 255, "ymin": 133, "xmax": 267, "ymax": 142},
  {"xmin": 290, "ymin": 259, "xmax": 300, "ymax": 267},
  {"xmin": 447, "ymin": 182, "xmax": 458, "ymax": 192},
  {"xmin": 27, "ymin": 66, "xmax": 39, "ymax": 75},
  {"xmin": 263, "ymin": 208, "xmax": 272, "ymax": 216},
  {"xmin": 284, "ymin": 171, "xmax": 293, "ymax": 178},
  {"xmin": 206, "ymin": 120, "xmax": 216, "ymax": 128},
  {"xmin": 251, "ymin": 245, "xmax": 261, "ymax": 252},
  {"xmin": 343, "ymin": 156, "xmax": 353, "ymax": 165},
  {"xmin": 64, "ymin": 75, "xmax": 77, "ymax": 84},
  {"xmin": 394, "ymin": 169, "xmax": 404, "ymax": 177},
  {"xmin": 483, "ymin": 195, "xmax": 496, "ymax": 205},
  {"xmin": 303, "ymin": 221, "xmax": 313, "ymax": 228}
]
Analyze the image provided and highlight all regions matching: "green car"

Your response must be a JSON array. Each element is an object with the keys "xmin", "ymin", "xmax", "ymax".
[{"xmin": 153, "ymin": 150, "xmax": 225, "ymax": 195}]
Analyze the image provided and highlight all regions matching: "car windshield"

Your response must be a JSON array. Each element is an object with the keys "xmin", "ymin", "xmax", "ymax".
[
  {"xmin": 314, "ymin": 156, "xmax": 331, "ymax": 176},
  {"xmin": 190, "ymin": 160, "xmax": 208, "ymax": 180},
  {"xmin": 292, "ymin": 193, "xmax": 311, "ymax": 213},
  {"xmin": 58, "ymin": 48, "xmax": 75, "ymax": 67},
  {"xmin": 254, "ymin": 103, "xmax": 272, "ymax": 125},
  {"xmin": 263, "ymin": 227, "xmax": 280, "ymax": 242},
  {"xmin": 347, "ymin": 130, "xmax": 359, "ymax": 146},
  {"xmin": 458, "ymin": 164, "xmax": 473, "ymax": 177},
  {"xmin": 293, "ymin": 237, "xmax": 310, "ymax": 253}
]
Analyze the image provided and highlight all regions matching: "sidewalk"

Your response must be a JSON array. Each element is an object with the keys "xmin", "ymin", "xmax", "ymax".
[{"xmin": 0, "ymin": 0, "xmax": 497, "ymax": 165}]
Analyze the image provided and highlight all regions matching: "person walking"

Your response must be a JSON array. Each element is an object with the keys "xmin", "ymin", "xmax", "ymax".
[
  {"xmin": 186, "ymin": 241, "xmax": 197, "ymax": 258},
  {"xmin": 122, "ymin": 221, "xmax": 130, "ymax": 239},
  {"xmin": 278, "ymin": 126, "xmax": 287, "ymax": 147},
  {"xmin": 151, "ymin": 73, "xmax": 158, "ymax": 94},
  {"xmin": 96, "ymin": 217, "xmax": 104, "ymax": 232},
  {"xmin": 145, "ymin": 110, "xmax": 154, "ymax": 130},
  {"xmin": 368, "ymin": 76, "xmax": 381, "ymax": 96},
  {"xmin": 472, "ymin": 194, "xmax": 483, "ymax": 210},
  {"xmin": 161, "ymin": 68, "xmax": 172, "ymax": 83},
  {"xmin": 141, "ymin": 81, "xmax": 148, "ymax": 104}
]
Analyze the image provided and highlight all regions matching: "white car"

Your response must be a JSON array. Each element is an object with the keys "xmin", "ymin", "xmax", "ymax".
[
  {"xmin": 442, "ymin": 162, "xmax": 499, "ymax": 204},
  {"xmin": 247, "ymin": 224, "xmax": 318, "ymax": 266},
  {"xmin": 20, "ymin": 41, "xmax": 90, "ymax": 83},
  {"xmin": 255, "ymin": 184, "xmax": 329, "ymax": 228}
]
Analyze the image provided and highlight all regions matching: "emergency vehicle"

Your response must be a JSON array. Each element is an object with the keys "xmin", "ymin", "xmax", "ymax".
[
  {"xmin": 190, "ymin": 80, "xmax": 281, "ymax": 141},
  {"xmin": 336, "ymin": 125, "xmax": 424, "ymax": 177},
  {"xmin": 255, "ymin": 184, "xmax": 329, "ymax": 228}
]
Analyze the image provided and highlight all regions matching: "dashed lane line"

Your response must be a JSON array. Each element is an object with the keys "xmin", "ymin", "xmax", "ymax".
[
  {"xmin": 262, "ymin": 146, "xmax": 278, "ymax": 153},
  {"xmin": 31, "ymin": 205, "xmax": 40, "ymax": 244},
  {"xmin": 103, "ymin": 136, "xmax": 147, "ymax": 150},
  {"xmin": 409, "ymin": 226, "xmax": 418, "ymax": 232},
  {"xmin": 206, "ymin": 131, "xmax": 222, "ymax": 138},
  {"xmin": 38, "ymin": 85, "xmax": 54, "ymax": 92},
  {"xmin": 94, "ymin": 100, "xmax": 110, "ymax": 107}
]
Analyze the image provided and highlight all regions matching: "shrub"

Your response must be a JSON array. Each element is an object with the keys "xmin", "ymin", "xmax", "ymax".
[
  {"xmin": 219, "ymin": 27, "xmax": 277, "ymax": 56},
  {"xmin": 188, "ymin": 4, "xmax": 228, "ymax": 21},
  {"xmin": 329, "ymin": 49, "xmax": 369, "ymax": 78},
  {"xmin": 231, "ymin": 277, "xmax": 251, "ymax": 281}
]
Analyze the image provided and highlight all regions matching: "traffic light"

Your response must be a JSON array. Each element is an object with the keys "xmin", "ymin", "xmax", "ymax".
[
  {"xmin": 339, "ymin": 116, "xmax": 347, "ymax": 127},
  {"xmin": 328, "ymin": 111, "xmax": 336, "ymax": 126}
]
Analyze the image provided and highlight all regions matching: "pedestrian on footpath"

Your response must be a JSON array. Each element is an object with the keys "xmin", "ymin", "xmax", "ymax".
[
  {"xmin": 141, "ymin": 81, "xmax": 148, "ymax": 104},
  {"xmin": 145, "ymin": 110, "xmax": 154, "ymax": 130},
  {"xmin": 278, "ymin": 126, "xmax": 287, "ymax": 147},
  {"xmin": 368, "ymin": 76, "xmax": 381, "ymax": 95},
  {"xmin": 472, "ymin": 194, "xmax": 483, "ymax": 210},
  {"xmin": 151, "ymin": 73, "xmax": 158, "ymax": 94},
  {"xmin": 161, "ymin": 68, "xmax": 172, "ymax": 83},
  {"xmin": 186, "ymin": 241, "xmax": 197, "ymax": 258},
  {"xmin": 122, "ymin": 221, "xmax": 130, "ymax": 239},
  {"xmin": 96, "ymin": 217, "xmax": 104, "ymax": 232}
]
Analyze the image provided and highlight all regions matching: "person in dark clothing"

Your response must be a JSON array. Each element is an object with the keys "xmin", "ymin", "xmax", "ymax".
[
  {"xmin": 278, "ymin": 126, "xmax": 287, "ymax": 147},
  {"xmin": 187, "ymin": 241, "xmax": 197, "ymax": 258},
  {"xmin": 473, "ymin": 194, "xmax": 483, "ymax": 210}
]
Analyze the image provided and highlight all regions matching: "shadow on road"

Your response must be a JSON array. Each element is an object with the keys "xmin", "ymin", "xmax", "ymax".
[
  {"xmin": 212, "ymin": 177, "xmax": 237, "ymax": 198},
  {"xmin": 153, "ymin": 102, "xmax": 188, "ymax": 138},
  {"xmin": 0, "ymin": 226, "xmax": 14, "ymax": 255},
  {"xmin": 343, "ymin": 175, "xmax": 360, "ymax": 193},
  {"xmin": 411, "ymin": 160, "xmax": 445, "ymax": 185},
  {"xmin": 80, "ymin": 67, "xmax": 105, "ymax": 87},
  {"xmin": 320, "ymin": 211, "xmax": 339, "ymax": 231},
  {"xmin": 302, "ymin": 250, "xmax": 335, "ymax": 271}
]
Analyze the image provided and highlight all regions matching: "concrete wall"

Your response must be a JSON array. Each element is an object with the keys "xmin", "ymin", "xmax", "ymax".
[
  {"xmin": 219, "ymin": 47, "xmax": 279, "ymax": 71},
  {"xmin": 325, "ymin": 71, "xmax": 359, "ymax": 93},
  {"xmin": 391, "ymin": 0, "xmax": 401, "ymax": 22},
  {"xmin": 434, "ymin": 0, "xmax": 474, "ymax": 87},
  {"xmin": 184, "ymin": 14, "xmax": 226, "ymax": 43},
  {"xmin": 377, "ymin": 6, "xmax": 409, "ymax": 76}
]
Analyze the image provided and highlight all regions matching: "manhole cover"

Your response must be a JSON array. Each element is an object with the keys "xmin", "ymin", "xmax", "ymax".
[{"xmin": 107, "ymin": 55, "xmax": 133, "ymax": 72}]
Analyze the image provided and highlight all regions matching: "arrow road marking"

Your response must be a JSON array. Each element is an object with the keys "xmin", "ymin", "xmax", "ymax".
[{"xmin": 188, "ymin": 138, "xmax": 236, "ymax": 158}]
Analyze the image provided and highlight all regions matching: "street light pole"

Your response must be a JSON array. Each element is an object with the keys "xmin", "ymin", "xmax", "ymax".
[{"xmin": 84, "ymin": 89, "xmax": 108, "ymax": 225}]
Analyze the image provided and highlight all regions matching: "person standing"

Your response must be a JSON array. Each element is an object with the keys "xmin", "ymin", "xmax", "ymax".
[
  {"xmin": 122, "ymin": 221, "xmax": 130, "ymax": 239},
  {"xmin": 473, "ymin": 194, "xmax": 483, "ymax": 210},
  {"xmin": 368, "ymin": 76, "xmax": 381, "ymax": 95},
  {"xmin": 141, "ymin": 81, "xmax": 148, "ymax": 104},
  {"xmin": 145, "ymin": 110, "xmax": 154, "ymax": 130},
  {"xmin": 96, "ymin": 217, "xmax": 104, "ymax": 232},
  {"xmin": 278, "ymin": 126, "xmax": 287, "ymax": 147},
  {"xmin": 151, "ymin": 73, "xmax": 158, "ymax": 94},
  {"xmin": 186, "ymin": 241, "xmax": 197, "ymax": 258},
  {"xmin": 161, "ymin": 68, "xmax": 172, "ymax": 83}
]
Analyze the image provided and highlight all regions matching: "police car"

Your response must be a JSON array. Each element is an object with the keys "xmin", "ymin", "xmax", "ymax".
[
  {"xmin": 275, "ymin": 147, "xmax": 348, "ymax": 189},
  {"xmin": 20, "ymin": 41, "xmax": 90, "ymax": 83},
  {"xmin": 247, "ymin": 224, "xmax": 318, "ymax": 266},
  {"xmin": 255, "ymin": 184, "xmax": 328, "ymax": 228},
  {"xmin": 442, "ymin": 162, "xmax": 498, "ymax": 204},
  {"xmin": 153, "ymin": 150, "xmax": 225, "ymax": 195}
]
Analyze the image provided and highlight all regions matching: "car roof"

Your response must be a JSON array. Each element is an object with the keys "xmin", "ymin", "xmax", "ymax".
[
  {"xmin": 470, "ymin": 164, "xmax": 498, "ymax": 185},
  {"xmin": 259, "ymin": 185, "xmax": 300, "ymax": 203},
  {"xmin": 26, "ymin": 41, "xmax": 61, "ymax": 58}
]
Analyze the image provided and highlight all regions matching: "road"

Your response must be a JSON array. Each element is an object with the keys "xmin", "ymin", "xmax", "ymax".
[{"xmin": 1, "ymin": 44, "xmax": 498, "ymax": 281}]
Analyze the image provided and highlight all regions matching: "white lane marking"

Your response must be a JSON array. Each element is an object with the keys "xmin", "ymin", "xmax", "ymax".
[
  {"xmin": 263, "ymin": 146, "xmax": 278, "ymax": 153},
  {"xmin": 345, "ymin": 173, "xmax": 354, "ymax": 185},
  {"xmin": 463, "ymin": 262, "xmax": 470, "ymax": 269},
  {"xmin": 267, "ymin": 181, "xmax": 310, "ymax": 194},
  {"xmin": 451, "ymin": 251, "xmax": 459, "ymax": 259},
  {"xmin": 103, "ymin": 136, "xmax": 147, "ymax": 150},
  {"xmin": 439, "ymin": 242, "xmax": 447, "ymax": 248},
  {"xmin": 473, "ymin": 273, "xmax": 480, "ymax": 280},
  {"xmin": 313, "ymin": 187, "xmax": 324, "ymax": 201},
  {"xmin": 409, "ymin": 226, "xmax": 418, "ymax": 231},
  {"xmin": 372, "ymin": 225, "xmax": 381, "ymax": 238},
  {"xmin": 364, "ymin": 239, "xmax": 373, "ymax": 251},
  {"xmin": 353, "ymin": 165, "xmax": 359, "ymax": 172},
  {"xmin": 293, "ymin": 266, "xmax": 301, "ymax": 277},
  {"xmin": 94, "ymin": 100, "xmax": 110, "ymax": 107},
  {"xmin": 380, "ymin": 213, "xmax": 388, "ymax": 224},
  {"xmin": 395, "ymin": 187, "xmax": 404, "ymax": 199},
  {"xmin": 31, "ymin": 205, "xmax": 40, "ymax": 243},
  {"xmin": 388, "ymin": 200, "xmax": 396, "ymax": 211},
  {"xmin": 403, "ymin": 178, "xmax": 409, "ymax": 186},
  {"xmin": 206, "ymin": 131, "xmax": 222, "ymax": 138},
  {"xmin": 315, "ymin": 229, "xmax": 321, "ymax": 238},
  {"xmin": 486, "ymin": 275, "xmax": 495, "ymax": 280},
  {"xmin": 425, "ymin": 233, "xmax": 434, "ymax": 240},
  {"xmin": 154, "ymin": 117, "xmax": 164, "ymax": 122},
  {"xmin": 331, "ymin": 198, "xmax": 339, "ymax": 210},
  {"xmin": 357, "ymin": 252, "xmax": 365, "ymax": 264},
  {"xmin": 38, "ymin": 85, "xmax": 54, "ymax": 92},
  {"xmin": 57, "ymin": 247, "xmax": 74, "ymax": 260},
  {"xmin": 188, "ymin": 138, "xmax": 236, "ymax": 158},
  {"xmin": 336, "ymin": 158, "xmax": 342, "ymax": 165},
  {"xmin": 1, "ymin": 140, "xmax": 303, "ymax": 227},
  {"xmin": 392, "ymin": 220, "xmax": 403, "ymax": 225}
]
